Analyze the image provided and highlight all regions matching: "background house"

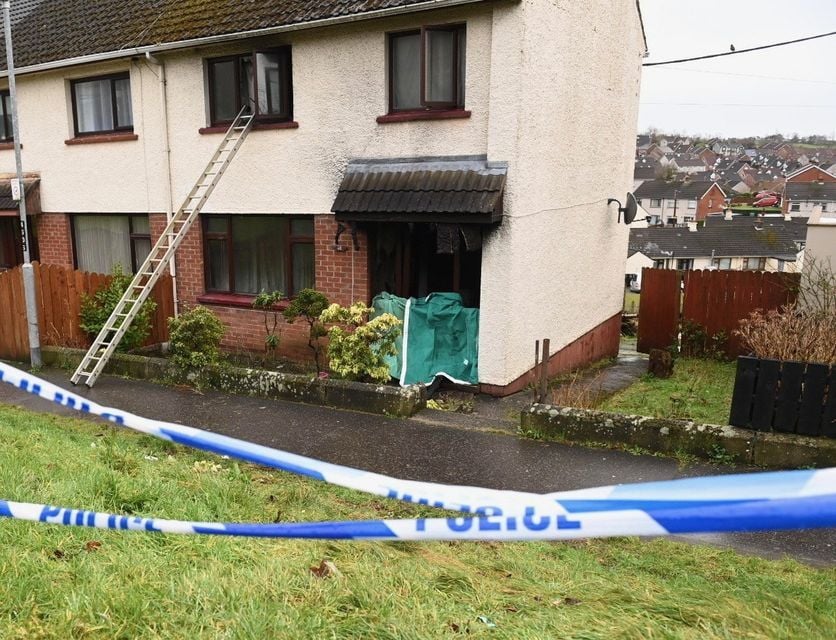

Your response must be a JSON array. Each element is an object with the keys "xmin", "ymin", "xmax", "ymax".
[
  {"xmin": 783, "ymin": 165, "xmax": 836, "ymax": 217},
  {"xmin": 634, "ymin": 179, "xmax": 726, "ymax": 225},
  {"xmin": 0, "ymin": 0, "xmax": 646, "ymax": 394},
  {"xmin": 626, "ymin": 216, "xmax": 806, "ymax": 281}
]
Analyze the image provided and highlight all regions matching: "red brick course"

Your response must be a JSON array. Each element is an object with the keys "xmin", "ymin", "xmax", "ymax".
[
  {"xmin": 35, "ymin": 213, "xmax": 73, "ymax": 266},
  {"xmin": 174, "ymin": 213, "xmax": 370, "ymax": 362}
]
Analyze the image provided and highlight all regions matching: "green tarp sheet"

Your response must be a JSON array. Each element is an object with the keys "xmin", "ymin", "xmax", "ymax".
[{"xmin": 372, "ymin": 292, "xmax": 479, "ymax": 386}]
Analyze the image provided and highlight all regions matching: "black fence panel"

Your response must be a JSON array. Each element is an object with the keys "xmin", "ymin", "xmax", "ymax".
[{"xmin": 729, "ymin": 357, "xmax": 835, "ymax": 438}]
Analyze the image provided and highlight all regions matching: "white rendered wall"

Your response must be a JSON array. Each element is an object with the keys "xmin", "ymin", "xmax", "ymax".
[
  {"xmin": 477, "ymin": 0, "xmax": 645, "ymax": 385},
  {"xmin": 0, "ymin": 60, "xmax": 169, "ymax": 213},
  {"xmin": 163, "ymin": 6, "xmax": 494, "ymax": 214}
]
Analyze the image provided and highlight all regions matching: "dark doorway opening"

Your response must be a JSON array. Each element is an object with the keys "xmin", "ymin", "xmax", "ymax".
[
  {"xmin": 0, "ymin": 215, "xmax": 38, "ymax": 271},
  {"xmin": 369, "ymin": 222, "xmax": 482, "ymax": 307}
]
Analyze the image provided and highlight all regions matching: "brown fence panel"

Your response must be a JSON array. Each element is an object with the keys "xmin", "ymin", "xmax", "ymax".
[
  {"xmin": 0, "ymin": 262, "xmax": 174, "ymax": 361},
  {"xmin": 682, "ymin": 269, "xmax": 800, "ymax": 358},
  {"xmin": 0, "ymin": 267, "xmax": 27, "ymax": 361},
  {"xmin": 637, "ymin": 268, "xmax": 681, "ymax": 353}
]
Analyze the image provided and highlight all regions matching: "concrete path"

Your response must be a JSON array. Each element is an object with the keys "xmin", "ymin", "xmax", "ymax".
[{"xmin": 0, "ymin": 367, "xmax": 833, "ymax": 567}]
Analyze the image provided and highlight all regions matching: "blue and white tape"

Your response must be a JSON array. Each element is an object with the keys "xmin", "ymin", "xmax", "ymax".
[
  {"xmin": 2, "ymin": 494, "xmax": 835, "ymax": 541},
  {"xmin": 1, "ymin": 361, "xmax": 835, "ymax": 541}
]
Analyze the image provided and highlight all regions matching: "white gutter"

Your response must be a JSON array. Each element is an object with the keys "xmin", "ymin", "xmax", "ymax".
[
  {"xmin": 0, "ymin": 0, "xmax": 492, "ymax": 78},
  {"xmin": 144, "ymin": 51, "xmax": 179, "ymax": 318}
]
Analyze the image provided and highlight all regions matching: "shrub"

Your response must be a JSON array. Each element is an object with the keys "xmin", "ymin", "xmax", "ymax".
[
  {"xmin": 79, "ymin": 265, "xmax": 156, "ymax": 352},
  {"xmin": 736, "ymin": 258, "xmax": 836, "ymax": 365},
  {"xmin": 168, "ymin": 306, "xmax": 226, "ymax": 373},
  {"xmin": 319, "ymin": 302, "xmax": 401, "ymax": 383},
  {"xmin": 283, "ymin": 288, "xmax": 329, "ymax": 374},
  {"xmin": 252, "ymin": 290, "xmax": 284, "ymax": 360}
]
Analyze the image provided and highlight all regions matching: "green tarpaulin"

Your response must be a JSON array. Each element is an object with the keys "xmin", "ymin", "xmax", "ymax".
[{"xmin": 372, "ymin": 292, "xmax": 479, "ymax": 386}]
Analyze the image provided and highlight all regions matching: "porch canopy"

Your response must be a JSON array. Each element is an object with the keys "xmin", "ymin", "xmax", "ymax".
[
  {"xmin": 0, "ymin": 178, "xmax": 40, "ymax": 216},
  {"xmin": 331, "ymin": 156, "xmax": 506, "ymax": 225}
]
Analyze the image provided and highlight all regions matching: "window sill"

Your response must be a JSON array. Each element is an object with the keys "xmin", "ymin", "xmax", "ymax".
[
  {"xmin": 64, "ymin": 133, "xmax": 138, "ymax": 145},
  {"xmin": 198, "ymin": 121, "xmax": 299, "ymax": 135},
  {"xmin": 376, "ymin": 109, "xmax": 471, "ymax": 124},
  {"xmin": 197, "ymin": 292, "xmax": 289, "ymax": 310},
  {"xmin": 0, "ymin": 141, "xmax": 19, "ymax": 150}
]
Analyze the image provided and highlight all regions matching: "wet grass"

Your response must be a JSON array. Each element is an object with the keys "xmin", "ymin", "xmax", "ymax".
[
  {"xmin": 599, "ymin": 358, "xmax": 737, "ymax": 426},
  {"xmin": 1, "ymin": 403, "xmax": 834, "ymax": 639}
]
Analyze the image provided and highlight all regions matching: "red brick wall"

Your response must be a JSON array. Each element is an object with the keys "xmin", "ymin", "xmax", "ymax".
[
  {"xmin": 480, "ymin": 312, "xmax": 623, "ymax": 397},
  {"xmin": 35, "ymin": 213, "xmax": 73, "ymax": 266},
  {"xmin": 787, "ymin": 166, "xmax": 836, "ymax": 183},
  {"xmin": 696, "ymin": 184, "xmax": 726, "ymax": 221},
  {"xmin": 173, "ymin": 213, "xmax": 370, "ymax": 363}
]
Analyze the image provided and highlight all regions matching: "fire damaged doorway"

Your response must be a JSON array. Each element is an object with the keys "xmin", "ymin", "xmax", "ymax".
[{"xmin": 369, "ymin": 223, "xmax": 483, "ymax": 307}]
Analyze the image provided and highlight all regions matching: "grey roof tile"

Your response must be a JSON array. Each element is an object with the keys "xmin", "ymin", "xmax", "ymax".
[{"xmin": 628, "ymin": 217, "xmax": 805, "ymax": 260}]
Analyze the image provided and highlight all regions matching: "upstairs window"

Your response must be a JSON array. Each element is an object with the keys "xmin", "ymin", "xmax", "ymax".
[
  {"xmin": 650, "ymin": 198, "xmax": 662, "ymax": 208},
  {"xmin": 388, "ymin": 25, "xmax": 466, "ymax": 112},
  {"xmin": 71, "ymin": 73, "xmax": 133, "ymax": 136},
  {"xmin": 0, "ymin": 90, "xmax": 12, "ymax": 142},
  {"xmin": 207, "ymin": 48, "xmax": 292, "ymax": 126}
]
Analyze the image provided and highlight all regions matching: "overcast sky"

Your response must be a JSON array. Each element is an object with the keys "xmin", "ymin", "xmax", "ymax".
[{"xmin": 638, "ymin": 0, "xmax": 836, "ymax": 139}]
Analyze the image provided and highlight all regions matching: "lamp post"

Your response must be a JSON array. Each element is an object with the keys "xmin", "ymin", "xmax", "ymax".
[{"xmin": 2, "ymin": 0, "xmax": 41, "ymax": 366}]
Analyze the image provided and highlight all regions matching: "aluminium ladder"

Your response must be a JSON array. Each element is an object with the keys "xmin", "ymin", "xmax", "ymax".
[{"xmin": 71, "ymin": 106, "xmax": 255, "ymax": 387}]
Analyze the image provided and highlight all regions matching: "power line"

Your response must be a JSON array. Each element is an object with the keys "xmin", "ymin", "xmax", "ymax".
[
  {"xmin": 649, "ymin": 65, "xmax": 836, "ymax": 86},
  {"xmin": 643, "ymin": 30, "xmax": 836, "ymax": 67}
]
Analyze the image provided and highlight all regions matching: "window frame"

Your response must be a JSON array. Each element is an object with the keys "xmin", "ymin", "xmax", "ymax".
[
  {"xmin": 69, "ymin": 72, "xmax": 133, "ymax": 137},
  {"xmin": 0, "ymin": 90, "xmax": 11, "ymax": 142},
  {"xmin": 206, "ymin": 47, "xmax": 293, "ymax": 127},
  {"xmin": 387, "ymin": 24, "xmax": 466, "ymax": 114},
  {"xmin": 201, "ymin": 214, "xmax": 314, "ymax": 297},
  {"xmin": 650, "ymin": 198, "xmax": 662, "ymax": 208},
  {"xmin": 70, "ymin": 213, "xmax": 150, "ymax": 274}
]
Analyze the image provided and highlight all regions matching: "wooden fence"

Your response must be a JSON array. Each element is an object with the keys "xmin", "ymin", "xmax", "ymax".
[
  {"xmin": 637, "ymin": 268, "xmax": 800, "ymax": 358},
  {"xmin": 730, "ymin": 356, "xmax": 835, "ymax": 438},
  {"xmin": 0, "ymin": 262, "xmax": 174, "ymax": 362}
]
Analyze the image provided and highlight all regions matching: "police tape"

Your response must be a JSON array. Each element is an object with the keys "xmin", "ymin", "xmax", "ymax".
[
  {"xmin": 2, "ymin": 494, "xmax": 835, "ymax": 541},
  {"xmin": 1, "ymin": 361, "xmax": 836, "ymax": 540}
]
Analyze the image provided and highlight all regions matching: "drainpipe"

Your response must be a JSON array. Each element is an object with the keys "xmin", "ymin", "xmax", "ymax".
[{"xmin": 145, "ymin": 51, "xmax": 179, "ymax": 317}]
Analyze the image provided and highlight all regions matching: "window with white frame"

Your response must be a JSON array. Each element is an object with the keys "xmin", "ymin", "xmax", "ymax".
[
  {"xmin": 687, "ymin": 200, "xmax": 697, "ymax": 209},
  {"xmin": 712, "ymin": 257, "xmax": 732, "ymax": 270},
  {"xmin": 650, "ymin": 198, "xmax": 662, "ymax": 208},
  {"xmin": 743, "ymin": 257, "xmax": 766, "ymax": 271},
  {"xmin": 790, "ymin": 202, "xmax": 800, "ymax": 212}
]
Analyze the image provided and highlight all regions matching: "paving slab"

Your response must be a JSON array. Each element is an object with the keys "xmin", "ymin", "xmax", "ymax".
[{"xmin": 0, "ymin": 366, "xmax": 832, "ymax": 566}]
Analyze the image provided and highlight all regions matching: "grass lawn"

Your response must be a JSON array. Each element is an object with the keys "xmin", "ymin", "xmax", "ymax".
[
  {"xmin": 623, "ymin": 290, "xmax": 640, "ymax": 314},
  {"xmin": 600, "ymin": 358, "xmax": 737, "ymax": 426},
  {"xmin": 1, "ymin": 404, "xmax": 834, "ymax": 638}
]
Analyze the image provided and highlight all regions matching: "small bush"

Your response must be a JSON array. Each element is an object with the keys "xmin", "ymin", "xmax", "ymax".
[
  {"xmin": 283, "ymin": 288, "xmax": 329, "ymax": 374},
  {"xmin": 168, "ymin": 306, "xmax": 226, "ymax": 373},
  {"xmin": 79, "ymin": 265, "xmax": 156, "ymax": 352},
  {"xmin": 319, "ymin": 302, "xmax": 401, "ymax": 383},
  {"xmin": 252, "ymin": 291, "xmax": 284, "ymax": 360},
  {"xmin": 679, "ymin": 320, "xmax": 727, "ymax": 360},
  {"xmin": 737, "ymin": 258, "xmax": 836, "ymax": 365}
]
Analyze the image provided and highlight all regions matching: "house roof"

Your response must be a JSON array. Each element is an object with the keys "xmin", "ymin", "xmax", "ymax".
[
  {"xmin": 0, "ymin": 0, "xmax": 491, "ymax": 72},
  {"xmin": 628, "ymin": 217, "xmax": 805, "ymax": 260},
  {"xmin": 785, "ymin": 164, "xmax": 836, "ymax": 181},
  {"xmin": 332, "ymin": 156, "xmax": 507, "ymax": 224},
  {"xmin": 784, "ymin": 182, "xmax": 836, "ymax": 203},
  {"xmin": 634, "ymin": 179, "xmax": 723, "ymax": 200}
]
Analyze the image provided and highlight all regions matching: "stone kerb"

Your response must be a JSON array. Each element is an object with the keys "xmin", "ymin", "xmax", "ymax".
[{"xmin": 521, "ymin": 403, "xmax": 836, "ymax": 469}]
